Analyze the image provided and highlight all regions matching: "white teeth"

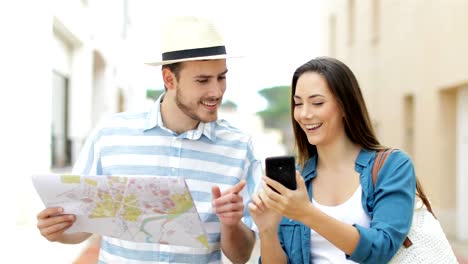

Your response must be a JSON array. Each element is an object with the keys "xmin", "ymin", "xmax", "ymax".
[
  {"xmin": 305, "ymin": 123, "xmax": 321, "ymax": 129},
  {"xmin": 202, "ymin": 101, "xmax": 216, "ymax": 106}
]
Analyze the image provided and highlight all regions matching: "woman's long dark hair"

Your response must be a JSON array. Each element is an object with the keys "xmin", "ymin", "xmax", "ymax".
[{"xmin": 290, "ymin": 57, "xmax": 382, "ymax": 168}]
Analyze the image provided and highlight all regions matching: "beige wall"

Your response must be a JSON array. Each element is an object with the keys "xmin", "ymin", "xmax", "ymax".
[{"xmin": 325, "ymin": 0, "xmax": 468, "ymax": 240}]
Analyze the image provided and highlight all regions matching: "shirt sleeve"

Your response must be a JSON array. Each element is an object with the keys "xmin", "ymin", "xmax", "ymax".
[
  {"xmin": 241, "ymin": 138, "xmax": 263, "ymax": 231},
  {"xmin": 71, "ymin": 124, "xmax": 103, "ymax": 176},
  {"xmin": 348, "ymin": 150, "xmax": 416, "ymax": 263}
]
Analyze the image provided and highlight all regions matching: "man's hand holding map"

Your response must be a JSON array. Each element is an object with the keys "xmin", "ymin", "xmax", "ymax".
[{"xmin": 32, "ymin": 174, "xmax": 208, "ymax": 248}]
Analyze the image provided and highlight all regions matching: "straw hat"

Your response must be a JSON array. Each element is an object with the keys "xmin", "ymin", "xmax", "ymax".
[{"xmin": 145, "ymin": 16, "xmax": 234, "ymax": 66}]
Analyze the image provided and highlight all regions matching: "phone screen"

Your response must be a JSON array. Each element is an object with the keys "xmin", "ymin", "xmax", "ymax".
[{"xmin": 265, "ymin": 156, "xmax": 296, "ymax": 192}]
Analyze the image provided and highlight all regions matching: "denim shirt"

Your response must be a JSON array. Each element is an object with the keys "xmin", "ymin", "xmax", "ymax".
[{"xmin": 260, "ymin": 148, "xmax": 416, "ymax": 264}]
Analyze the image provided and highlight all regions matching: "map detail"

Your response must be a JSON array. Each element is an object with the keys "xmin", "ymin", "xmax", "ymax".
[{"xmin": 32, "ymin": 174, "xmax": 208, "ymax": 248}]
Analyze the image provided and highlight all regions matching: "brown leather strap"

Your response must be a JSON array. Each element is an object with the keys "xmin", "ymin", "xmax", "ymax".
[
  {"xmin": 371, "ymin": 151, "xmax": 384, "ymax": 184},
  {"xmin": 372, "ymin": 148, "xmax": 394, "ymax": 185},
  {"xmin": 372, "ymin": 148, "xmax": 413, "ymax": 248},
  {"xmin": 403, "ymin": 237, "xmax": 413, "ymax": 248}
]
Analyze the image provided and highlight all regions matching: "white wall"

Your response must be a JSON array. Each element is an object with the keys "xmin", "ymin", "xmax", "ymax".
[
  {"xmin": 53, "ymin": 32, "xmax": 72, "ymax": 75},
  {"xmin": 9, "ymin": 0, "xmax": 52, "ymax": 228},
  {"xmin": 4, "ymin": 0, "xmax": 132, "ymax": 262},
  {"xmin": 68, "ymin": 45, "xmax": 94, "ymax": 161},
  {"xmin": 1, "ymin": 1, "xmax": 82, "ymax": 262}
]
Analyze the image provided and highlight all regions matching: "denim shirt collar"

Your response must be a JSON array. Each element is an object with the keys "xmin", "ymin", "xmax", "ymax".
[
  {"xmin": 143, "ymin": 93, "xmax": 217, "ymax": 142},
  {"xmin": 301, "ymin": 148, "xmax": 374, "ymax": 182}
]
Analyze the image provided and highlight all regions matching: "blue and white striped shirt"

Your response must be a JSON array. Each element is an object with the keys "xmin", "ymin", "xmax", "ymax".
[{"xmin": 73, "ymin": 97, "xmax": 262, "ymax": 263}]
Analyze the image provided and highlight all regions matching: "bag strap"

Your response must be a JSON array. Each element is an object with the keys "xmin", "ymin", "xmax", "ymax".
[
  {"xmin": 371, "ymin": 148, "xmax": 414, "ymax": 248},
  {"xmin": 372, "ymin": 148, "xmax": 440, "ymax": 248},
  {"xmin": 372, "ymin": 148, "xmax": 394, "ymax": 185},
  {"xmin": 372, "ymin": 148, "xmax": 439, "ymax": 248},
  {"xmin": 372, "ymin": 149, "xmax": 435, "ymax": 216}
]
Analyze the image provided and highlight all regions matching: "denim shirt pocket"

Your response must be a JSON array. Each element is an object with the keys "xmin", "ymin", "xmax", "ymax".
[{"xmin": 279, "ymin": 218, "xmax": 304, "ymax": 263}]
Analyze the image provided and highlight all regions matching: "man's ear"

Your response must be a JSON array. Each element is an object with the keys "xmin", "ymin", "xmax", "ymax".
[{"xmin": 162, "ymin": 68, "xmax": 176, "ymax": 90}]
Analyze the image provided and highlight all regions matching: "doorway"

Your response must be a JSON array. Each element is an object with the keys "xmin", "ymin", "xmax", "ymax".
[{"xmin": 51, "ymin": 71, "xmax": 71, "ymax": 168}]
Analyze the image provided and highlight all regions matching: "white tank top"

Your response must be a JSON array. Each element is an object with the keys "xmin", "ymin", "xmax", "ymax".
[{"xmin": 310, "ymin": 185, "xmax": 370, "ymax": 263}]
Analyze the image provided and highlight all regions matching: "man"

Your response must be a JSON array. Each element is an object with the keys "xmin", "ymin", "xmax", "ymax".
[{"xmin": 36, "ymin": 16, "xmax": 260, "ymax": 263}]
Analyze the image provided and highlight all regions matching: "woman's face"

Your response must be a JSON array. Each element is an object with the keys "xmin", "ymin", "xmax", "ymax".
[{"xmin": 293, "ymin": 72, "xmax": 345, "ymax": 147}]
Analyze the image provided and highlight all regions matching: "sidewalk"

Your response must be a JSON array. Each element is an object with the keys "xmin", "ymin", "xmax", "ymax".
[
  {"xmin": 74, "ymin": 237, "xmax": 467, "ymax": 263},
  {"xmin": 72, "ymin": 237, "xmax": 261, "ymax": 263},
  {"xmin": 451, "ymin": 238, "xmax": 468, "ymax": 264}
]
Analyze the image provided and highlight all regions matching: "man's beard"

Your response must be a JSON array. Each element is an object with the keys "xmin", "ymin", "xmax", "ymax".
[{"xmin": 174, "ymin": 87, "xmax": 220, "ymax": 123}]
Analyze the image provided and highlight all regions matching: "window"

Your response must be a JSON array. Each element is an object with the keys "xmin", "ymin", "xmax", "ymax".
[
  {"xmin": 52, "ymin": 71, "xmax": 71, "ymax": 168},
  {"xmin": 403, "ymin": 94, "xmax": 414, "ymax": 157}
]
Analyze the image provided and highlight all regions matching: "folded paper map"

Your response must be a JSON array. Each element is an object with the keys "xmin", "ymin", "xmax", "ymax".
[{"xmin": 32, "ymin": 174, "xmax": 208, "ymax": 248}]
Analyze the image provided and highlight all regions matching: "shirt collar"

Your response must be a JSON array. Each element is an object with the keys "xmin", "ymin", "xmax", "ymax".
[
  {"xmin": 301, "ymin": 147, "xmax": 374, "ymax": 182},
  {"xmin": 143, "ymin": 93, "xmax": 217, "ymax": 142}
]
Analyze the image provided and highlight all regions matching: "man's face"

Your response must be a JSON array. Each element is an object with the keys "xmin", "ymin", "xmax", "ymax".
[{"xmin": 173, "ymin": 59, "xmax": 227, "ymax": 123}]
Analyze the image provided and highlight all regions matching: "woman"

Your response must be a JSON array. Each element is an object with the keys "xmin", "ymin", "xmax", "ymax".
[{"xmin": 249, "ymin": 57, "xmax": 416, "ymax": 263}]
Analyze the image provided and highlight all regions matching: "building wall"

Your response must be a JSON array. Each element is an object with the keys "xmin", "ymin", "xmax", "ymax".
[
  {"xmin": 325, "ymin": 0, "xmax": 468, "ymax": 240},
  {"xmin": 457, "ymin": 86, "xmax": 468, "ymax": 238},
  {"xmin": 8, "ymin": 0, "xmax": 134, "ymax": 262}
]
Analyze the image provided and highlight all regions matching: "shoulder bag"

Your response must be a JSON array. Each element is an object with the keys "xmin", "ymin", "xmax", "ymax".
[{"xmin": 372, "ymin": 149, "xmax": 458, "ymax": 263}]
